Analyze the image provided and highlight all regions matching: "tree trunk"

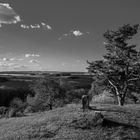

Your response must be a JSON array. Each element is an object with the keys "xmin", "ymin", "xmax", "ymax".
[
  {"xmin": 117, "ymin": 95, "xmax": 125, "ymax": 106},
  {"xmin": 108, "ymin": 79, "xmax": 127, "ymax": 106}
]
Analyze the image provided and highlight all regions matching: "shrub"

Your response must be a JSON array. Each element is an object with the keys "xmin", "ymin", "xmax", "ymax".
[
  {"xmin": 24, "ymin": 106, "xmax": 34, "ymax": 114},
  {"xmin": 0, "ymin": 106, "xmax": 8, "ymax": 118},
  {"xmin": 0, "ymin": 106, "xmax": 8, "ymax": 115},
  {"xmin": 8, "ymin": 108, "xmax": 17, "ymax": 118},
  {"xmin": 9, "ymin": 97, "xmax": 27, "ymax": 117}
]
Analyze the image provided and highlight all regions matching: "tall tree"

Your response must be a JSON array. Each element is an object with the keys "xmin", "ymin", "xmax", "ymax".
[{"xmin": 87, "ymin": 24, "xmax": 140, "ymax": 106}]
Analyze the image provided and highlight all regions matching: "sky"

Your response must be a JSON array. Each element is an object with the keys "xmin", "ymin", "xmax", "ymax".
[{"xmin": 0, "ymin": 0, "xmax": 140, "ymax": 72}]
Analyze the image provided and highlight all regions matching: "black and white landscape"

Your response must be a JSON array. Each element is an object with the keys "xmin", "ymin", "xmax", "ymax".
[{"xmin": 0, "ymin": 0, "xmax": 140, "ymax": 140}]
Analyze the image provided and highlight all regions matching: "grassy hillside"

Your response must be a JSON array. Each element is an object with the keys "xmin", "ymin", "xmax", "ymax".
[{"xmin": 0, "ymin": 104, "xmax": 140, "ymax": 140}]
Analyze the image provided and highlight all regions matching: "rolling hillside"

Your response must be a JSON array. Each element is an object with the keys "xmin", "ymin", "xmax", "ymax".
[{"xmin": 0, "ymin": 104, "xmax": 140, "ymax": 140}]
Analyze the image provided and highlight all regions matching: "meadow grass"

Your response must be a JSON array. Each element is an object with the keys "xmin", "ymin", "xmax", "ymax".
[{"xmin": 0, "ymin": 103, "xmax": 140, "ymax": 140}]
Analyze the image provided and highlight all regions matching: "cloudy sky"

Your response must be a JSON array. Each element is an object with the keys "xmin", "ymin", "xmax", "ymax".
[{"xmin": 0, "ymin": 0, "xmax": 140, "ymax": 72}]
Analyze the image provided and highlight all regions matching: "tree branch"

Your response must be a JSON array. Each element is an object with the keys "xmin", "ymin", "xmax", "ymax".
[
  {"xmin": 128, "ymin": 78, "xmax": 139, "ymax": 82},
  {"xmin": 108, "ymin": 79, "xmax": 120, "ymax": 96}
]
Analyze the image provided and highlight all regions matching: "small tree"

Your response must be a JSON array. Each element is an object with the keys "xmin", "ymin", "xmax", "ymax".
[
  {"xmin": 87, "ymin": 24, "xmax": 140, "ymax": 106},
  {"xmin": 29, "ymin": 78, "xmax": 60, "ymax": 111}
]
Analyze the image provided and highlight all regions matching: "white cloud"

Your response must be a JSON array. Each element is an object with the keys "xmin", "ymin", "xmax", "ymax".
[
  {"xmin": 29, "ymin": 59, "xmax": 40, "ymax": 64},
  {"xmin": 25, "ymin": 53, "xmax": 40, "ymax": 58},
  {"xmin": 21, "ymin": 24, "xmax": 40, "ymax": 29},
  {"xmin": 21, "ymin": 22, "xmax": 52, "ymax": 30},
  {"xmin": 59, "ymin": 29, "xmax": 88, "ymax": 40},
  {"xmin": 45, "ymin": 25, "xmax": 52, "ymax": 30},
  {"xmin": 64, "ymin": 34, "xmax": 68, "ymax": 37},
  {"xmin": 30, "ymin": 24, "xmax": 40, "ymax": 29},
  {"xmin": 41, "ymin": 22, "xmax": 46, "ymax": 26},
  {"xmin": 0, "ymin": 3, "xmax": 21, "ymax": 27},
  {"xmin": 72, "ymin": 30, "xmax": 83, "ymax": 36},
  {"xmin": 2, "ymin": 57, "xmax": 9, "ymax": 61},
  {"xmin": 20, "ymin": 24, "xmax": 30, "ymax": 29},
  {"xmin": 41, "ymin": 22, "xmax": 52, "ymax": 30}
]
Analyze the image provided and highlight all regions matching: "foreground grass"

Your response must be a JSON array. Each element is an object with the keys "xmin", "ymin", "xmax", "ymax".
[{"xmin": 0, "ymin": 104, "xmax": 140, "ymax": 140}]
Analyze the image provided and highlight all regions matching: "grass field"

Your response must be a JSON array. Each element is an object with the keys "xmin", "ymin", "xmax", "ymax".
[{"xmin": 0, "ymin": 103, "xmax": 140, "ymax": 140}]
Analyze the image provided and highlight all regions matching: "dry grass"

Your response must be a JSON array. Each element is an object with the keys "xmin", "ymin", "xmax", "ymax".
[{"xmin": 0, "ymin": 104, "xmax": 140, "ymax": 140}]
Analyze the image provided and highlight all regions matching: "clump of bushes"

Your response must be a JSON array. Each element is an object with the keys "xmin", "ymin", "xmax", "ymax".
[
  {"xmin": 8, "ymin": 97, "xmax": 27, "ymax": 117},
  {"xmin": 0, "ymin": 106, "xmax": 8, "ymax": 118}
]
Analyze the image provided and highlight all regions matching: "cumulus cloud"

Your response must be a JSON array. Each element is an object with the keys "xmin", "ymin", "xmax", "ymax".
[
  {"xmin": 30, "ymin": 24, "xmax": 40, "ymax": 29},
  {"xmin": 72, "ymin": 30, "xmax": 83, "ymax": 36},
  {"xmin": 0, "ymin": 3, "xmax": 21, "ymax": 27},
  {"xmin": 59, "ymin": 30, "xmax": 89, "ymax": 40},
  {"xmin": 29, "ymin": 59, "xmax": 40, "ymax": 64},
  {"xmin": 25, "ymin": 53, "xmax": 40, "ymax": 58},
  {"xmin": 21, "ymin": 22, "xmax": 52, "ymax": 30},
  {"xmin": 20, "ymin": 24, "xmax": 30, "ymax": 29},
  {"xmin": 41, "ymin": 22, "xmax": 52, "ymax": 30}
]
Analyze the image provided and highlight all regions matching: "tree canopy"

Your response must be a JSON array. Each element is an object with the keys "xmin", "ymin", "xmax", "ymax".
[{"xmin": 87, "ymin": 24, "xmax": 140, "ymax": 106}]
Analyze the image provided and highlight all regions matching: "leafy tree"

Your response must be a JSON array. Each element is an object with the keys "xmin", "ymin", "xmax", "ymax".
[
  {"xmin": 29, "ymin": 78, "xmax": 60, "ymax": 111},
  {"xmin": 87, "ymin": 24, "xmax": 140, "ymax": 106}
]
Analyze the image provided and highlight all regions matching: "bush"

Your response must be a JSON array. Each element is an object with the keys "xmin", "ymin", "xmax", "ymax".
[
  {"xmin": 0, "ymin": 106, "xmax": 8, "ymax": 115},
  {"xmin": 0, "ymin": 106, "xmax": 8, "ymax": 118},
  {"xmin": 7, "ymin": 108, "xmax": 24, "ymax": 118},
  {"xmin": 8, "ymin": 98, "xmax": 27, "ymax": 117},
  {"xmin": 24, "ymin": 106, "xmax": 34, "ymax": 114}
]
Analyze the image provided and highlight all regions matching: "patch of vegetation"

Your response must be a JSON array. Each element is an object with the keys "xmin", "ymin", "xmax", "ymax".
[
  {"xmin": 0, "ymin": 104, "xmax": 140, "ymax": 140},
  {"xmin": 0, "ymin": 88, "xmax": 33, "ymax": 107}
]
